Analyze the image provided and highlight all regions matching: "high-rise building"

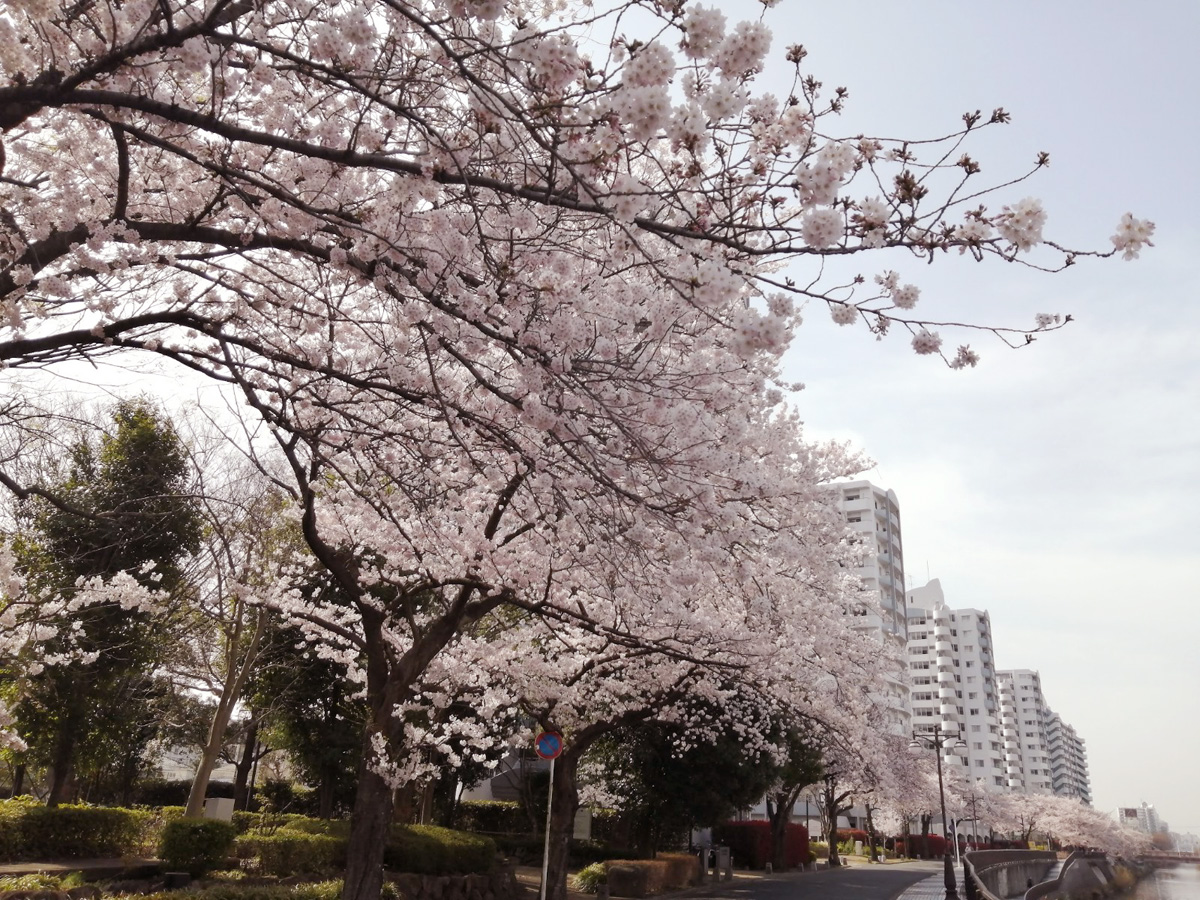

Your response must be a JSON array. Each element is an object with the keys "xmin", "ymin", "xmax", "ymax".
[
  {"xmin": 905, "ymin": 580, "xmax": 1005, "ymax": 784},
  {"xmin": 996, "ymin": 669, "xmax": 1053, "ymax": 794},
  {"xmin": 829, "ymin": 480, "xmax": 909, "ymax": 735},
  {"xmin": 904, "ymin": 582, "xmax": 1091, "ymax": 801},
  {"xmin": 1044, "ymin": 710, "xmax": 1092, "ymax": 804},
  {"xmin": 829, "ymin": 480, "xmax": 906, "ymax": 642},
  {"xmin": 1117, "ymin": 802, "xmax": 1166, "ymax": 834}
]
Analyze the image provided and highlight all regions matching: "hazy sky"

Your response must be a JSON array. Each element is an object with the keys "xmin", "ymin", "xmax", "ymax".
[{"xmin": 741, "ymin": 2, "xmax": 1200, "ymax": 832}]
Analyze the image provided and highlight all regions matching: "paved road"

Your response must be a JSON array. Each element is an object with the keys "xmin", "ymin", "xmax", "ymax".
[{"xmin": 693, "ymin": 861, "xmax": 948, "ymax": 900}]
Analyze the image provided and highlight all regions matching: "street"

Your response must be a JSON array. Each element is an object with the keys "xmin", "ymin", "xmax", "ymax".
[{"xmin": 692, "ymin": 861, "xmax": 948, "ymax": 900}]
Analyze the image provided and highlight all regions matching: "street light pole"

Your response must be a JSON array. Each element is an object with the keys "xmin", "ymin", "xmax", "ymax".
[{"xmin": 909, "ymin": 728, "xmax": 964, "ymax": 900}]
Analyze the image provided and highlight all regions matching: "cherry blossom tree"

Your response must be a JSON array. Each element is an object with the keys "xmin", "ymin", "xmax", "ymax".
[{"xmin": 0, "ymin": 0, "xmax": 1154, "ymax": 896}]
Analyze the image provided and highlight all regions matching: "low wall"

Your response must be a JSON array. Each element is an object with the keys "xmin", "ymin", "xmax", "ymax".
[
  {"xmin": 966, "ymin": 850, "xmax": 1058, "ymax": 900},
  {"xmin": 1055, "ymin": 854, "xmax": 1114, "ymax": 900}
]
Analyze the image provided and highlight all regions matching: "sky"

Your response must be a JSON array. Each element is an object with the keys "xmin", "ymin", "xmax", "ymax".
[{"xmin": 734, "ymin": 1, "xmax": 1200, "ymax": 833}]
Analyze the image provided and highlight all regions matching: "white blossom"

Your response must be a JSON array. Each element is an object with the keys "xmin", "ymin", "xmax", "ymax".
[
  {"xmin": 1110, "ymin": 212, "xmax": 1156, "ymax": 260},
  {"xmin": 996, "ymin": 197, "xmax": 1046, "ymax": 251},
  {"xmin": 801, "ymin": 208, "xmax": 844, "ymax": 249},
  {"xmin": 911, "ymin": 329, "xmax": 943, "ymax": 355}
]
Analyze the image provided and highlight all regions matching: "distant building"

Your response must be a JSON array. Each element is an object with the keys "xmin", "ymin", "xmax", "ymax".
[
  {"xmin": 996, "ymin": 669, "xmax": 1053, "ymax": 794},
  {"xmin": 1118, "ymin": 802, "xmax": 1167, "ymax": 834},
  {"xmin": 904, "ymin": 582, "xmax": 1092, "ymax": 803},
  {"xmin": 1044, "ymin": 710, "xmax": 1092, "ymax": 804},
  {"xmin": 828, "ymin": 480, "xmax": 909, "ymax": 736},
  {"xmin": 906, "ymin": 580, "xmax": 1003, "ymax": 783}
]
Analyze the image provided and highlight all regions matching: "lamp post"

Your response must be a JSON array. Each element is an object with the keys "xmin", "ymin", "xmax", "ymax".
[{"xmin": 909, "ymin": 727, "xmax": 966, "ymax": 900}]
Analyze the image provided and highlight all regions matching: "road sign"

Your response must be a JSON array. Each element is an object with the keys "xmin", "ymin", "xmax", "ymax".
[{"xmin": 535, "ymin": 730, "xmax": 563, "ymax": 760}]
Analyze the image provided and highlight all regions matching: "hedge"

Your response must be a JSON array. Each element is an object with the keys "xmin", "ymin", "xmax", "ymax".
[
  {"xmin": 835, "ymin": 829, "xmax": 870, "ymax": 844},
  {"xmin": 0, "ymin": 798, "xmax": 155, "ymax": 861},
  {"xmin": 895, "ymin": 833, "xmax": 947, "ymax": 858},
  {"xmin": 159, "ymin": 819, "xmax": 239, "ymax": 877},
  {"xmin": 384, "ymin": 826, "xmax": 495, "ymax": 875},
  {"xmin": 234, "ymin": 821, "xmax": 495, "ymax": 877},
  {"xmin": 711, "ymin": 821, "xmax": 810, "ymax": 870},
  {"xmin": 605, "ymin": 854, "xmax": 697, "ymax": 899},
  {"xmin": 453, "ymin": 800, "xmax": 526, "ymax": 835},
  {"xmin": 235, "ymin": 833, "xmax": 348, "ymax": 876}
]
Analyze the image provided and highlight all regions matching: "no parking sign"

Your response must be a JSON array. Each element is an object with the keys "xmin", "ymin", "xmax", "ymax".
[{"xmin": 535, "ymin": 730, "xmax": 563, "ymax": 760}]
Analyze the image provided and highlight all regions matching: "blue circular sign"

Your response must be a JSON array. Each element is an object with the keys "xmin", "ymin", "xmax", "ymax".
[{"xmin": 535, "ymin": 731, "xmax": 563, "ymax": 760}]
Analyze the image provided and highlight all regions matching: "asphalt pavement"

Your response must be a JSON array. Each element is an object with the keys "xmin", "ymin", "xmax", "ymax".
[{"xmin": 685, "ymin": 860, "xmax": 949, "ymax": 900}]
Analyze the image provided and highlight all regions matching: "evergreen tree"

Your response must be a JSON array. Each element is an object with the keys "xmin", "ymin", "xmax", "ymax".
[{"xmin": 9, "ymin": 401, "xmax": 200, "ymax": 805}]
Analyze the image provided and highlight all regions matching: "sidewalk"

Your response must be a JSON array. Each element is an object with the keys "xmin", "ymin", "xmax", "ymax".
[
  {"xmin": 894, "ymin": 870, "xmax": 965, "ymax": 900},
  {"xmin": 0, "ymin": 859, "xmax": 159, "ymax": 879}
]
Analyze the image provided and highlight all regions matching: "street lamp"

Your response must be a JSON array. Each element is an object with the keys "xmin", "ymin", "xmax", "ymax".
[{"xmin": 909, "ymin": 727, "xmax": 967, "ymax": 900}]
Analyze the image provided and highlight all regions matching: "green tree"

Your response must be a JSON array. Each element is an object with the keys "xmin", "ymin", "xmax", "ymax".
[
  {"xmin": 250, "ymin": 607, "xmax": 366, "ymax": 819},
  {"xmin": 763, "ymin": 723, "xmax": 824, "ymax": 871},
  {"xmin": 9, "ymin": 400, "xmax": 201, "ymax": 805},
  {"xmin": 593, "ymin": 711, "xmax": 779, "ymax": 855}
]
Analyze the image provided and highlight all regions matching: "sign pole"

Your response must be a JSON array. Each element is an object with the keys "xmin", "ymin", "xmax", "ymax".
[{"xmin": 540, "ymin": 756, "xmax": 555, "ymax": 900}]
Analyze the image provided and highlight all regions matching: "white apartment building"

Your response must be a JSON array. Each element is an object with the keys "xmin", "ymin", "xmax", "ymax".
[
  {"xmin": 1044, "ymin": 710, "xmax": 1092, "ymax": 804},
  {"xmin": 1118, "ymin": 802, "xmax": 1167, "ymax": 834},
  {"xmin": 905, "ymin": 580, "xmax": 1006, "ymax": 786},
  {"xmin": 829, "ymin": 480, "xmax": 909, "ymax": 736},
  {"xmin": 996, "ymin": 669, "xmax": 1053, "ymax": 794},
  {"xmin": 829, "ymin": 481, "xmax": 906, "ymax": 642}
]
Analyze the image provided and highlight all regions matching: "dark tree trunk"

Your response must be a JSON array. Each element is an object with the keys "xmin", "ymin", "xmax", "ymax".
[
  {"xmin": 822, "ymin": 780, "xmax": 844, "ymax": 869},
  {"xmin": 233, "ymin": 720, "xmax": 258, "ymax": 811},
  {"xmin": 318, "ymin": 766, "xmax": 335, "ymax": 820},
  {"xmin": 11, "ymin": 763, "xmax": 25, "ymax": 797},
  {"xmin": 543, "ymin": 750, "xmax": 581, "ymax": 900},
  {"xmin": 865, "ymin": 806, "xmax": 879, "ymax": 862},
  {"xmin": 46, "ymin": 723, "xmax": 76, "ymax": 807},
  {"xmin": 342, "ymin": 746, "xmax": 395, "ymax": 900},
  {"xmin": 825, "ymin": 814, "xmax": 840, "ymax": 867},
  {"xmin": 767, "ymin": 790, "xmax": 798, "ymax": 871}
]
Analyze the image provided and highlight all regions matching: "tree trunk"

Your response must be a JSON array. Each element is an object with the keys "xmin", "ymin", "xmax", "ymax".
[
  {"xmin": 233, "ymin": 719, "xmax": 258, "ymax": 811},
  {"xmin": 187, "ymin": 613, "xmax": 264, "ymax": 818},
  {"xmin": 185, "ymin": 700, "xmax": 235, "ymax": 817},
  {"xmin": 318, "ymin": 767, "xmax": 335, "ymax": 820},
  {"xmin": 543, "ymin": 750, "xmax": 581, "ymax": 900},
  {"xmin": 342, "ymin": 744, "xmax": 396, "ymax": 900},
  {"xmin": 767, "ymin": 790, "xmax": 796, "ymax": 871},
  {"xmin": 393, "ymin": 781, "xmax": 418, "ymax": 824},
  {"xmin": 823, "ymin": 791, "xmax": 841, "ymax": 868},
  {"xmin": 865, "ymin": 805, "xmax": 878, "ymax": 862},
  {"xmin": 11, "ymin": 763, "xmax": 25, "ymax": 797},
  {"xmin": 46, "ymin": 722, "xmax": 76, "ymax": 807}
]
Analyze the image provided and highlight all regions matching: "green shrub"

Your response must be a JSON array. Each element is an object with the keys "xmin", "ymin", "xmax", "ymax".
[
  {"xmin": 159, "ymin": 819, "xmax": 238, "ymax": 877},
  {"xmin": 453, "ymin": 800, "xmax": 526, "ymax": 835},
  {"xmin": 0, "ymin": 798, "xmax": 153, "ymax": 861},
  {"xmin": 279, "ymin": 818, "xmax": 350, "ymax": 838},
  {"xmin": 809, "ymin": 841, "xmax": 829, "ymax": 859},
  {"xmin": 103, "ymin": 879, "xmax": 402, "ymax": 900},
  {"xmin": 384, "ymin": 825, "xmax": 495, "ymax": 875},
  {"xmin": 233, "ymin": 822, "xmax": 493, "ymax": 878},
  {"xmin": 0, "ymin": 872, "xmax": 85, "ymax": 891},
  {"xmin": 234, "ymin": 833, "xmax": 347, "ymax": 876},
  {"xmin": 571, "ymin": 863, "xmax": 607, "ymax": 894}
]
